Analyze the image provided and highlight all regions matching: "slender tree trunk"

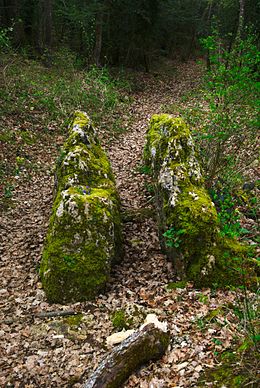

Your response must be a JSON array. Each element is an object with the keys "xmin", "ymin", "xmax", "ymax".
[
  {"xmin": 188, "ymin": 27, "xmax": 196, "ymax": 60},
  {"xmin": 206, "ymin": 1, "xmax": 215, "ymax": 69},
  {"xmin": 233, "ymin": 0, "xmax": 245, "ymax": 68},
  {"xmin": 236, "ymin": 0, "xmax": 245, "ymax": 41},
  {"xmin": 44, "ymin": 0, "xmax": 53, "ymax": 48},
  {"xmin": 93, "ymin": 12, "xmax": 103, "ymax": 67},
  {"xmin": 37, "ymin": 0, "xmax": 53, "ymax": 52}
]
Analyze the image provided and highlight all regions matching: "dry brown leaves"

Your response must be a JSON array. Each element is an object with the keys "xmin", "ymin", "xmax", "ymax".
[{"xmin": 0, "ymin": 61, "xmax": 255, "ymax": 387}]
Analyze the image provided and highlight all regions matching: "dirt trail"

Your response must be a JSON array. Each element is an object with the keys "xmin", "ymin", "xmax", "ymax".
[{"xmin": 0, "ymin": 62, "xmax": 241, "ymax": 387}]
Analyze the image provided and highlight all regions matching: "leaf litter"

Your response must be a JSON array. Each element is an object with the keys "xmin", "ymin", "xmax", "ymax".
[{"xmin": 0, "ymin": 61, "xmax": 258, "ymax": 387}]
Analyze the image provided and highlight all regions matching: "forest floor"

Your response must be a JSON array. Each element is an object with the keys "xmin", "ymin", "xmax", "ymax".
[{"xmin": 0, "ymin": 60, "xmax": 259, "ymax": 387}]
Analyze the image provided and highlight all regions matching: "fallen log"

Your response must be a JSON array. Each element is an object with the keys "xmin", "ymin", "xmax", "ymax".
[
  {"xmin": 83, "ymin": 323, "xmax": 170, "ymax": 388},
  {"xmin": 34, "ymin": 310, "xmax": 78, "ymax": 319}
]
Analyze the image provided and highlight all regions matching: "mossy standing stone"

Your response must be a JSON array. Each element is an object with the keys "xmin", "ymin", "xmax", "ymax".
[
  {"xmin": 144, "ymin": 114, "xmax": 252, "ymax": 287},
  {"xmin": 40, "ymin": 111, "xmax": 123, "ymax": 303}
]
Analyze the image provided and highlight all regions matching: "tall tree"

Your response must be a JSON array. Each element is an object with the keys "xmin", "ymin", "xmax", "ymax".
[
  {"xmin": 236, "ymin": 0, "xmax": 245, "ymax": 40},
  {"xmin": 37, "ymin": 0, "xmax": 53, "ymax": 50}
]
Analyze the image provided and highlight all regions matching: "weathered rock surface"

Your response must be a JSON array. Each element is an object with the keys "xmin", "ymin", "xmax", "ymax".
[
  {"xmin": 144, "ymin": 114, "xmax": 251, "ymax": 287},
  {"xmin": 40, "ymin": 111, "xmax": 123, "ymax": 303}
]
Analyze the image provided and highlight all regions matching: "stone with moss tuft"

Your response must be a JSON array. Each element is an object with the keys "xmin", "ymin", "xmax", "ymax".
[
  {"xmin": 40, "ymin": 111, "xmax": 123, "ymax": 304},
  {"xmin": 144, "ymin": 114, "xmax": 255, "ymax": 287}
]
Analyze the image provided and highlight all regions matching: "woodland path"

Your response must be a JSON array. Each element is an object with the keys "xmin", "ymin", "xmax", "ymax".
[{"xmin": 0, "ymin": 62, "xmax": 245, "ymax": 387}]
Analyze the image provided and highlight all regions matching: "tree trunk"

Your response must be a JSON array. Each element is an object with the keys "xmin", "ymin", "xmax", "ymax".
[
  {"xmin": 205, "ymin": 0, "xmax": 214, "ymax": 70},
  {"xmin": 37, "ymin": 0, "xmax": 53, "ymax": 52},
  {"xmin": 93, "ymin": 12, "xmax": 103, "ymax": 67},
  {"xmin": 236, "ymin": 0, "xmax": 245, "ymax": 41}
]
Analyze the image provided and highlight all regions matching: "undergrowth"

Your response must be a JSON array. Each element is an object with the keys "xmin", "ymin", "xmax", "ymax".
[
  {"xmin": 0, "ymin": 50, "xmax": 131, "ymax": 208},
  {"xmin": 155, "ymin": 33, "xmax": 259, "ymax": 387}
]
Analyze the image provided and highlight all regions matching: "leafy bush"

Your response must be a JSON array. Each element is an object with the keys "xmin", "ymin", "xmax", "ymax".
[
  {"xmin": 0, "ymin": 27, "xmax": 12, "ymax": 50},
  {"xmin": 210, "ymin": 187, "xmax": 244, "ymax": 239},
  {"xmin": 182, "ymin": 33, "xmax": 259, "ymax": 188}
]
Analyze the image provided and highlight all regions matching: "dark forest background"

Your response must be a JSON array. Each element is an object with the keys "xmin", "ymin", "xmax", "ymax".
[{"xmin": 1, "ymin": 0, "xmax": 259, "ymax": 69}]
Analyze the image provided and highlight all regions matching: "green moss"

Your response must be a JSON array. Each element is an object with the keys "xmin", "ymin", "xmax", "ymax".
[
  {"xmin": 199, "ymin": 364, "xmax": 247, "ymax": 387},
  {"xmin": 40, "ymin": 111, "xmax": 123, "ymax": 304},
  {"xmin": 56, "ymin": 144, "xmax": 114, "ymax": 190},
  {"xmin": 198, "ymin": 340, "xmax": 260, "ymax": 387},
  {"xmin": 111, "ymin": 310, "xmax": 133, "ymax": 330},
  {"xmin": 144, "ymin": 114, "xmax": 191, "ymax": 171},
  {"xmin": 144, "ymin": 114, "xmax": 256, "ymax": 288},
  {"xmin": 64, "ymin": 313, "xmax": 83, "ymax": 327},
  {"xmin": 167, "ymin": 280, "xmax": 187, "ymax": 290},
  {"xmin": 56, "ymin": 111, "xmax": 115, "ymax": 192},
  {"xmin": 40, "ymin": 186, "xmax": 122, "ymax": 303}
]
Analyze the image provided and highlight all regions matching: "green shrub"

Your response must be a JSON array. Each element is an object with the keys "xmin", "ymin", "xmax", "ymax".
[
  {"xmin": 181, "ymin": 33, "xmax": 259, "ymax": 188},
  {"xmin": 0, "ymin": 27, "xmax": 12, "ymax": 50}
]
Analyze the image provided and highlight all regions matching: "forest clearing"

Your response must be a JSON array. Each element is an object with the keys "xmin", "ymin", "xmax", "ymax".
[{"xmin": 0, "ymin": 1, "xmax": 259, "ymax": 387}]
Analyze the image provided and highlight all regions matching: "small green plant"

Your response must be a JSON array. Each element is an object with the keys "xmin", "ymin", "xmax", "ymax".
[
  {"xmin": 63, "ymin": 255, "xmax": 76, "ymax": 268},
  {"xmin": 163, "ymin": 227, "xmax": 186, "ymax": 248},
  {"xmin": 196, "ymin": 317, "xmax": 206, "ymax": 331},
  {"xmin": 144, "ymin": 182, "xmax": 154, "ymax": 195},
  {"xmin": 4, "ymin": 184, "xmax": 14, "ymax": 198},
  {"xmin": 212, "ymin": 338, "xmax": 223, "ymax": 346},
  {"xmin": 198, "ymin": 293, "xmax": 209, "ymax": 304},
  {"xmin": 137, "ymin": 164, "xmax": 152, "ymax": 175},
  {"xmin": 0, "ymin": 129, "xmax": 16, "ymax": 144},
  {"xmin": 111, "ymin": 310, "xmax": 132, "ymax": 330},
  {"xmin": 0, "ymin": 27, "xmax": 12, "ymax": 49},
  {"xmin": 167, "ymin": 280, "xmax": 187, "ymax": 290},
  {"xmin": 210, "ymin": 188, "xmax": 243, "ymax": 238}
]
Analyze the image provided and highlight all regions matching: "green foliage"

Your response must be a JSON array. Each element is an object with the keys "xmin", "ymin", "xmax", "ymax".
[
  {"xmin": 0, "ymin": 53, "xmax": 129, "ymax": 127},
  {"xmin": 198, "ymin": 337, "xmax": 260, "ymax": 387},
  {"xmin": 166, "ymin": 280, "xmax": 187, "ymax": 290},
  {"xmin": 3, "ymin": 184, "xmax": 14, "ymax": 199},
  {"xmin": 210, "ymin": 188, "xmax": 243, "ymax": 238},
  {"xmin": 144, "ymin": 182, "xmax": 154, "ymax": 196},
  {"xmin": 137, "ymin": 164, "xmax": 152, "ymax": 175},
  {"xmin": 184, "ymin": 33, "xmax": 259, "ymax": 188},
  {"xmin": 111, "ymin": 310, "xmax": 132, "ymax": 331},
  {"xmin": 163, "ymin": 227, "xmax": 186, "ymax": 248},
  {"xmin": 198, "ymin": 293, "xmax": 209, "ymax": 304},
  {"xmin": 0, "ymin": 27, "xmax": 12, "ymax": 50},
  {"xmin": 84, "ymin": 66, "xmax": 130, "ymax": 116},
  {"xmin": 210, "ymin": 185, "xmax": 259, "ymax": 246},
  {"xmin": 0, "ymin": 52, "xmax": 129, "ymax": 211}
]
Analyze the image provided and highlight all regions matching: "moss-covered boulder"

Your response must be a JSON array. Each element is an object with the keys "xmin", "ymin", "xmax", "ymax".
[
  {"xmin": 144, "ymin": 114, "xmax": 254, "ymax": 287},
  {"xmin": 40, "ymin": 111, "xmax": 123, "ymax": 303}
]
